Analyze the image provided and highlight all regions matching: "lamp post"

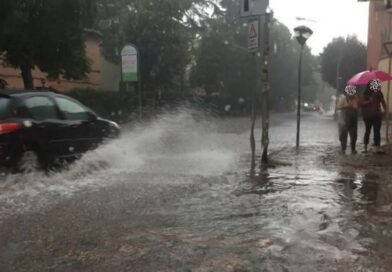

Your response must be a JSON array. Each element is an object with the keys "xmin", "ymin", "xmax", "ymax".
[
  {"xmin": 383, "ymin": 41, "xmax": 392, "ymax": 143},
  {"xmin": 294, "ymin": 25, "xmax": 313, "ymax": 149}
]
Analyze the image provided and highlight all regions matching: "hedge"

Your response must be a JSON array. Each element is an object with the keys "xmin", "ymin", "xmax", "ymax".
[{"xmin": 67, "ymin": 88, "xmax": 138, "ymax": 123}]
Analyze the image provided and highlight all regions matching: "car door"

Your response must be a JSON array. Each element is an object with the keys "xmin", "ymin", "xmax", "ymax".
[
  {"xmin": 54, "ymin": 96, "xmax": 102, "ymax": 153},
  {"xmin": 22, "ymin": 95, "xmax": 73, "ymax": 159}
]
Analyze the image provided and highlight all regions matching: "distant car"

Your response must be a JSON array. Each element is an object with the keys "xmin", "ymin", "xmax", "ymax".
[
  {"xmin": 303, "ymin": 103, "xmax": 320, "ymax": 112},
  {"xmin": 0, "ymin": 90, "xmax": 120, "ymax": 172}
]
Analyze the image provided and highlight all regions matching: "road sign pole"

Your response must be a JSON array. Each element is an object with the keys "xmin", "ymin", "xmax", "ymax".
[
  {"xmin": 243, "ymin": 0, "xmax": 270, "ymax": 167},
  {"xmin": 248, "ymin": 17, "xmax": 259, "ymax": 170},
  {"xmin": 261, "ymin": 9, "xmax": 271, "ymax": 164},
  {"xmin": 250, "ymin": 52, "xmax": 257, "ymax": 171}
]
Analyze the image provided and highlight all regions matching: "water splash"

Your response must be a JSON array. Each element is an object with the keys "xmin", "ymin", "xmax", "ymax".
[{"xmin": 0, "ymin": 109, "xmax": 240, "ymax": 219}]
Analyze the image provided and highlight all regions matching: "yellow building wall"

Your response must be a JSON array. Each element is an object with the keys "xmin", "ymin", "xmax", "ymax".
[
  {"xmin": 0, "ymin": 38, "xmax": 102, "ymax": 92},
  {"xmin": 378, "ymin": 57, "xmax": 392, "ymax": 111}
]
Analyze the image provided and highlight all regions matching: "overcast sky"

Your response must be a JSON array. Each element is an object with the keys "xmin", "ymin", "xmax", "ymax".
[{"xmin": 270, "ymin": 0, "xmax": 369, "ymax": 55}]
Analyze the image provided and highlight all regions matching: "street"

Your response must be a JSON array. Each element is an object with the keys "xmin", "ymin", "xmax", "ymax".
[{"xmin": 1, "ymin": 111, "xmax": 392, "ymax": 272}]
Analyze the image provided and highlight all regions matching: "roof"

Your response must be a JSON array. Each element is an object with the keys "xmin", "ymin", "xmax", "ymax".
[{"xmin": 0, "ymin": 89, "xmax": 57, "ymax": 97}]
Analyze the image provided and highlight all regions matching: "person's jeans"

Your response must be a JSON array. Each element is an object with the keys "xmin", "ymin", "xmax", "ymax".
[
  {"xmin": 339, "ymin": 110, "xmax": 358, "ymax": 152},
  {"xmin": 364, "ymin": 116, "xmax": 382, "ymax": 146}
]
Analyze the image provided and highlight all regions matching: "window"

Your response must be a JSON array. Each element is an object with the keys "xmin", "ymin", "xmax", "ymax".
[
  {"xmin": 24, "ymin": 96, "xmax": 58, "ymax": 120},
  {"xmin": 244, "ymin": 0, "xmax": 249, "ymax": 12},
  {"xmin": 0, "ymin": 98, "xmax": 10, "ymax": 119},
  {"xmin": 55, "ymin": 97, "xmax": 91, "ymax": 121}
]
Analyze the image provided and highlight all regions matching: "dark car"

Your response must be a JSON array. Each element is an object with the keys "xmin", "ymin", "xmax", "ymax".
[{"xmin": 0, "ymin": 90, "xmax": 120, "ymax": 172}]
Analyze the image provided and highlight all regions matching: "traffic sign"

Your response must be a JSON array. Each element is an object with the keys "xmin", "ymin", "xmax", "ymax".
[
  {"xmin": 248, "ymin": 19, "xmax": 259, "ymax": 53},
  {"xmin": 121, "ymin": 44, "xmax": 138, "ymax": 82},
  {"xmin": 241, "ymin": 0, "xmax": 268, "ymax": 18}
]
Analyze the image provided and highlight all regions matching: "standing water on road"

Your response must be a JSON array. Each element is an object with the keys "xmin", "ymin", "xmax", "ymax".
[{"xmin": 1, "ymin": 110, "xmax": 392, "ymax": 271}]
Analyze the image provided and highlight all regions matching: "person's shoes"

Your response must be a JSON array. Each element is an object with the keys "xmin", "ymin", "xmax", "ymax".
[
  {"xmin": 362, "ymin": 145, "xmax": 368, "ymax": 154},
  {"xmin": 351, "ymin": 149, "xmax": 357, "ymax": 155},
  {"xmin": 341, "ymin": 149, "xmax": 346, "ymax": 155}
]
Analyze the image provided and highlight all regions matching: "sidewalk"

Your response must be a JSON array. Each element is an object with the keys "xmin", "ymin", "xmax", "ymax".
[{"xmin": 322, "ymin": 144, "xmax": 392, "ymax": 169}]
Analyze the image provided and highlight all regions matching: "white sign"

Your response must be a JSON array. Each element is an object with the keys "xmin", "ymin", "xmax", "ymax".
[
  {"xmin": 121, "ymin": 45, "xmax": 138, "ymax": 82},
  {"xmin": 241, "ymin": 0, "xmax": 268, "ymax": 18},
  {"xmin": 248, "ymin": 19, "xmax": 259, "ymax": 53}
]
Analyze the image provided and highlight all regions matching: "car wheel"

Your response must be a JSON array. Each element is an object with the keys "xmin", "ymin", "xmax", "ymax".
[{"xmin": 17, "ymin": 150, "xmax": 40, "ymax": 173}]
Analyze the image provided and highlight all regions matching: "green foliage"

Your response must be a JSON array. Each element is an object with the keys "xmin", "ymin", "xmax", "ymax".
[
  {"xmin": 190, "ymin": 0, "xmax": 317, "ymax": 112},
  {"xmin": 67, "ymin": 89, "xmax": 138, "ymax": 123},
  {"xmin": 190, "ymin": 0, "xmax": 257, "ymax": 104},
  {"xmin": 190, "ymin": 24, "xmax": 254, "ymax": 98},
  {"xmin": 0, "ymin": 0, "xmax": 96, "ymax": 88},
  {"xmin": 320, "ymin": 36, "xmax": 367, "ymax": 92},
  {"xmin": 269, "ymin": 21, "xmax": 316, "ymax": 109},
  {"xmin": 123, "ymin": 0, "xmax": 197, "ymax": 92},
  {"xmin": 95, "ymin": 0, "xmax": 221, "ymax": 63}
]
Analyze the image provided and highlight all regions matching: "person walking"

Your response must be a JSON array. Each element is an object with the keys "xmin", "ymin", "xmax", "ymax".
[
  {"xmin": 361, "ymin": 79, "xmax": 387, "ymax": 153},
  {"xmin": 337, "ymin": 85, "xmax": 359, "ymax": 154}
]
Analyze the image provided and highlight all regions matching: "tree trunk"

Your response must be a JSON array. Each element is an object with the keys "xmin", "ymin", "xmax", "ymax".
[{"xmin": 20, "ymin": 65, "xmax": 34, "ymax": 89}]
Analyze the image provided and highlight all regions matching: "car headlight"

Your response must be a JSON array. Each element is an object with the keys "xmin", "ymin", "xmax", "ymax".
[{"xmin": 109, "ymin": 121, "xmax": 120, "ymax": 130}]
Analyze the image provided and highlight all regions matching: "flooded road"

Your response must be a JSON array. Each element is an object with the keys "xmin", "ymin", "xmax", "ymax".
[{"xmin": 1, "ymin": 111, "xmax": 392, "ymax": 271}]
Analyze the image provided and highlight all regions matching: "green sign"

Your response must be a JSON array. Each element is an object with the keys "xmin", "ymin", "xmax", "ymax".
[{"xmin": 121, "ymin": 45, "xmax": 138, "ymax": 82}]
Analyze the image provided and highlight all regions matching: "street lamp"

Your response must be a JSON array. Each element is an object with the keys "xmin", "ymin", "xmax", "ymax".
[
  {"xmin": 294, "ymin": 25, "xmax": 313, "ymax": 149},
  {"xmin": 383, "ymin": 41, "xmax": 392, "ymax": 143}
]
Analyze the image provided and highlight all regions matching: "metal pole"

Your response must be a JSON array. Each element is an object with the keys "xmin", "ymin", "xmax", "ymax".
[
  {"xmin": 261, "ymin": 11, "xmax": 271, "ymax": 164},
  {"xmin": 296, "ymin": 45, "xmax": 303, "ymax": 149},
  {"xmin": 137, "ymin": 50, "xmax": 142, "ymax": 121},
  {"xmin": 387, "ymin": 55, "xmax": 391, "ymax": 143},
  {"xmin": 250, "ymin": 53, "xmax": 257, "ymax": 170},
  {"xmin": 334, "ymin": 49, "xmax": 342, "ymax": 120}
]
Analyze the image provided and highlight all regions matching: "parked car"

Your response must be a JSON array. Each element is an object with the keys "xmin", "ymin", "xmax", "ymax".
[{"xmin": 0, "ymin": 90, "xmax": 120, "ymax": 172}]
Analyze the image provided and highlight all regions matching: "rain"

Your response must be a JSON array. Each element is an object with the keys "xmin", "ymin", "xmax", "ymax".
[{"xmin": 0, "ymin": 1, "xmax": 391, "ymax": 271}]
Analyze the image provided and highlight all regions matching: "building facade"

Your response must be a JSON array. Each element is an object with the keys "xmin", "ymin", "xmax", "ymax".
[
  {"xmin": 367, "ymin": 0, "xmax": 392, "ymax": 68},
  {"xmin": 0, "ymin": 31, "xmax": 121, "ymax": 92},
  {"xmin": 367, "ymin": 0, "xmax": 392, "ymax": 109}
]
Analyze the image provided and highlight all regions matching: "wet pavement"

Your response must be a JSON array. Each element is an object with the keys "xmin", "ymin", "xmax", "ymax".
[{"xmin": 0, "ymin": 111, "xmax": 392, "ymax": 271}]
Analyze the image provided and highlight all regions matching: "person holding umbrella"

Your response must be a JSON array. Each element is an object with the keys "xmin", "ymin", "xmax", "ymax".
[
  {"xmin": 348, "ymin": 69, "xmax": 392, "ymax": 153},
  {"xmin": 361, "ymin": 79, "xmax": 387, "ymax": 153},
  {"xmin": 337, "ymin": 85, "xmax": 359, "ymax": 154}
]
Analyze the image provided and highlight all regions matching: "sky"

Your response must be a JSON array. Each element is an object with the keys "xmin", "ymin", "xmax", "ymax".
[{"xmin": 270, "ymin": 0, "xmax": 369, "ymax": 55}]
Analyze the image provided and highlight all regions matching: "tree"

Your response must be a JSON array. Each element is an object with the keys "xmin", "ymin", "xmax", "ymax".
[
  {"xmin": 95, "ymin": 0, "xmax": 220, "ymax": 64},
  {"xmin": 320, "ymin": 36, "xmax": 366, "ymax": 93},
  {"xmin": 0, "ymin": 0, "xmax": 96, "ymax": 89},
  {"xmin": 190, "ymin": 0, "xmax": 317, "ymax": 112},
  {"xmin": 190, "ymin": 20, "xmax": 255, "ymax": 99},
  {"xmin": 121, "ymin": 0, "xmax": 220, "ymax": 94},
  {"xmin": 269, "ymin": 21, "xmax": 316, "ymax": 110}
]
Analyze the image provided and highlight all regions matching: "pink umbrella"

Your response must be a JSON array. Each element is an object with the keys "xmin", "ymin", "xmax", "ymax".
[{"xmin": 347, "ymin": 69, "xmax": 392, "ymax": 85}]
